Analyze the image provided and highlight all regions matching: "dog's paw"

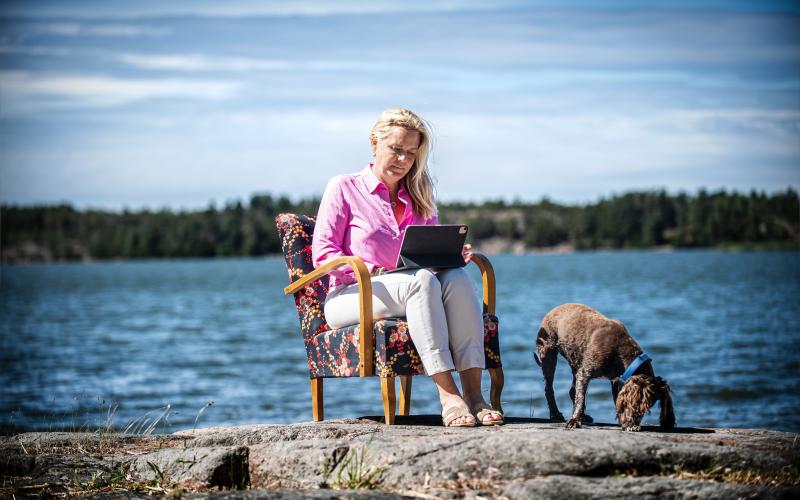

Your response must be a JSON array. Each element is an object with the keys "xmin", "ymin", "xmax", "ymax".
[
  {"xmin": 550, "ymin": 413, "xmax": 565, "ymax": 422},
  {"xmin": 622, "ymin": 425, "xmax": 641, "ymax": 432},
  {"xmin": 565, "ymin": 418, "xmax": 582, "ymax": 429},
  {"xmin": 582, "ymin": 413, "xmax": 594, "ymax": 424}
]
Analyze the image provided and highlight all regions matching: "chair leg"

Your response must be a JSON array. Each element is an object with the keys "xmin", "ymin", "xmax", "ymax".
[
  {"xmin": 488, "ymin": 367, "xmax": 504, "ymax": 414},
  {"xmin": 398, "ymin": 376, "xmax": 412, "ymax": 416},
  {"xmin": 311, "ymin": 378, "xmax": 324, "ymax": 422},
  {"xmin": 380, "ymin": 376, "xmax": 396, "ymax": 425}
]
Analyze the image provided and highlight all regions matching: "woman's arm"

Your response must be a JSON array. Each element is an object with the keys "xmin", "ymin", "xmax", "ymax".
[
  {"xmin": 312, "ymin": 176, "xmax": 355, "ymax": 284},
  {"xmin": 312, "ymin": 176, "xmax": 348, "ymax": 268},
  {"xmin": 312, "ymin": 176, "xmax": 378, "ymax": 281}
]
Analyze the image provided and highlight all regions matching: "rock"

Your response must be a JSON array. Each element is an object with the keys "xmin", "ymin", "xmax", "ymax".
[
  {"xmin": 185, "ymin": 490, "xmax": 414, "ymax": 499},
  {"xmin": 502, "ymin": 475, "xmax": 800, "ymax": 500},
  {"xmin": 235, "ymin": 418, "xmax": 797, "ymax": 491},
  {"xmin": 1, "ymin": 417, "xmax": 797, "ymax": 498},
  {"xmin": 129, "ymin": 446, "xmax": 249, "ymax": 489},
  {"xmin": 0, "ymin": 445, "xmax": 35, "ymax": 476}
]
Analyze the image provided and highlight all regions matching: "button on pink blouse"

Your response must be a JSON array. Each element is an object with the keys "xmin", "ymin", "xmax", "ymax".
[{"xmin": 312, "ymin": 165, "xmax": 438, "ymax": 289}]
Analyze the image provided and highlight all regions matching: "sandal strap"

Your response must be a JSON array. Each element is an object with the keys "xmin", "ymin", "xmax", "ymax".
[
  {"xmin": 472, "ymin": 405, "xmax": 505, "ymax": 425},
  {"xmin": 442, "ymin": 405, "xmax": 476, "ymax": 427}
]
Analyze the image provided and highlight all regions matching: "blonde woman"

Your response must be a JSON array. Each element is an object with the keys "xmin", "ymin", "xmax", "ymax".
[{"xmin": 312, "ymin": 108, "xmax": 503, "ymax": 427}]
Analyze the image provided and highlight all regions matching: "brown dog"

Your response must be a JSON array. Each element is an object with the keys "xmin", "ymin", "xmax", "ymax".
[{"xmin": 535, "ymin": 303, "xmax": 675, "ymax": 431}]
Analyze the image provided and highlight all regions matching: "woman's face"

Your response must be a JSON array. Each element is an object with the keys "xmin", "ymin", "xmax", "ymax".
[{"xmin": 371, "ymin": 126, "xmax": 421, "ymax": 189}]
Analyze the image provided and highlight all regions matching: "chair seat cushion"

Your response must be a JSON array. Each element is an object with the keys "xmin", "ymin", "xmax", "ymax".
[{"xmin": 307, "ymin": 314, "xmax": 500, "ymax": 378}]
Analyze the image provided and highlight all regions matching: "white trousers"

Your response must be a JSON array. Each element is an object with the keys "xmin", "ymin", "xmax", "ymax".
[{"xmin": 324, "ymin": 268, "xmax": 485, "ymax": 375}]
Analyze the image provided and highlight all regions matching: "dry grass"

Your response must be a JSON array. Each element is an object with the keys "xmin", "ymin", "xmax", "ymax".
[
  {"xmin": 5, "ymin": 433, "xmax": 187, "ymax": 458},
  {"xmin": 615, "ymin": 461, "xmax": 800, "ymax": 487},
  {"xmin": 666, "ymin": 464, "xmax": 800, "ymax": 487}
]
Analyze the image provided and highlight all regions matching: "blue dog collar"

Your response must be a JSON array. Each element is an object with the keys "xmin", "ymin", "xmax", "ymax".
[{"xmin": 619, "ymin": 353, "xmax": 652, "ymax": 385}]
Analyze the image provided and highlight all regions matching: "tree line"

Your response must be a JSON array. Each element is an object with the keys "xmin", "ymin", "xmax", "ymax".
[{"xmin": 1, "ymin": 189, "xmax": 798, "ymax": 262}]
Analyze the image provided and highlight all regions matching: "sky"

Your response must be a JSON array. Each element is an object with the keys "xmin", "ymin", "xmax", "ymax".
[{"xmin": 1, "ymin": 0, "xmax": 799, "ymax": 210}]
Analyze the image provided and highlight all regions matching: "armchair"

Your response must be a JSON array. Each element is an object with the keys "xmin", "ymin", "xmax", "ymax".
[{"xmin": 277, "ymin": 213, "xmax": 503, "ymax": 424}]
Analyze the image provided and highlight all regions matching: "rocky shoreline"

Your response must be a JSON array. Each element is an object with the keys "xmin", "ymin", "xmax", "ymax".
[{"xmin": 1, "ymin": 416, "xmax": 798, "ymax": 498}]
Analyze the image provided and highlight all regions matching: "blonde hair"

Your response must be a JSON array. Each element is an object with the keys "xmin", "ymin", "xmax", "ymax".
[{"xmin": 369, "ymin": 108, "xmax": 436, "ymax": 219}]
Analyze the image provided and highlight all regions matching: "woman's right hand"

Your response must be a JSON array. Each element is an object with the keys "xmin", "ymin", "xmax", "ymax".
[{"xmin": 462, "ymin": 244, "xmax": 474, "ymax": 263}]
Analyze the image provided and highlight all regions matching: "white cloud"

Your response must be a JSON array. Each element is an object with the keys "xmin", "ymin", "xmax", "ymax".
[
  {"xmin": 110, "ymin": 52, "xmax": 800, "ymax": 99},
  {"xmin": 429, "ymin": 108, "xmax": 800, "ymax": 201},
  {"xmin": 116, "ymin": 53, "xmax": 291, "ymax": 72},
  {"xmin": 115, "ymin": 52, "xmax": 406, "ymax": 74},
  {"xmin": 0, "ymin": 45, "xmax": 75, "ymax": 57},
  {"xmin": 30, "ymin": 22, "xmax": 171, "ymax": 37},
  {"xmin": 1, "ymin": 1, "xmax": 520, "ymax": 20},
  {"xmin": 3, "ymin": 105, "xmax": 796, "ymax": 209},
  {"xmin": 1, "ymin": 3, "xmax": 796, "ymax": 207},
  {"xmin": 0, "ymin": 71, "xmax": 240, "ymax": 110}
]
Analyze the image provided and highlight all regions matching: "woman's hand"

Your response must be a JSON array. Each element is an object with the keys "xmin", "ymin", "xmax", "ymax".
[{"xmin": 462, "ymin": 244, "xmax": 473, "ymax": 263}]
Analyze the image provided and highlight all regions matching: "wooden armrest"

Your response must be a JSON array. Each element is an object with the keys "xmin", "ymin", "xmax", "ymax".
[
  {"xmin": 283, "ymin": 256, "xmax": 375, "ymax": 377},
  {"xmin": 469, "ymin": 252, "xmax": 496, "ymax": 315}
]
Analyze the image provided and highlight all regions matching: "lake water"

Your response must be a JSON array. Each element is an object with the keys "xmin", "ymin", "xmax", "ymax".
[{"xmin": 1, "ymin": 251, "xmax": 799, "ymax": 434}]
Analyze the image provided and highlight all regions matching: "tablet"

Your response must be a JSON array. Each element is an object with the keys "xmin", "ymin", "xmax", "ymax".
[{"xmin": 384, "ymin": 224, "xmax": 469, "ymax": 274}]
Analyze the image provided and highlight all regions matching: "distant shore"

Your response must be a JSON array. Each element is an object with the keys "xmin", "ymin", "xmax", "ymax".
[
  {"xmin": 3, "ymin": 239, "xmax": 799, "ymax": 266},
  {"xmin": 3, "ymin": 189, "xmax": 798, "ymax": 264}
]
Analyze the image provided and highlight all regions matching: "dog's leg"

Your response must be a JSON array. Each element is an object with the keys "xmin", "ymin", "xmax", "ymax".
[
  {"xmin": 611, "ymin": 380, "xmax": 620, "ymax": 406},
  {"xmin": 569, "ymin": 372, "xmax": 593, "ymax": 423},
  {"xmin": 540, "ymin": 350, "xmax": 564, "ymax": 422},
  {"xmin": 569, "ymin": 371, "xmax": 576, "ymax": 403},
  {"xmin": 565, "ymin": 370, "xmax": 590, "ymax": 429},
  {"xmin": 657, "ymin": 377, "xmax": 676, "ymax": 431}
]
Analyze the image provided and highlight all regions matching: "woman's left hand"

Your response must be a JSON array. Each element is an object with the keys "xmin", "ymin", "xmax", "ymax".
[{"xmin": 462, "ymin": 244, "xmax": 473, "ymax": 263}]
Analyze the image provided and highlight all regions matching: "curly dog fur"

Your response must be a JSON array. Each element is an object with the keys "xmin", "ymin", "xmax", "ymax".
[{"xmin": 535, "ymin": 303, "xmax": 675, "ymax": 431}]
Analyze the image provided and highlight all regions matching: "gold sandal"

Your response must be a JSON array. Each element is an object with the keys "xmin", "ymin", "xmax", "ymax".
[{"xmin": 442, "ymin": 404, "xmax": 476, "ymax": 427}]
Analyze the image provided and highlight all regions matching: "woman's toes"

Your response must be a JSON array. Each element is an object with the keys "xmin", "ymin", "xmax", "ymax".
[{"xmin": 458, "ymin": 414, "xmax": 476, "ymax": 425}]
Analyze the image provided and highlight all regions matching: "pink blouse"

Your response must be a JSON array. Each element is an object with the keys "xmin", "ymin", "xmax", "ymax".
[{"xmin": 312, "ymin": 165, "xmax": 438, "ymax": 289}]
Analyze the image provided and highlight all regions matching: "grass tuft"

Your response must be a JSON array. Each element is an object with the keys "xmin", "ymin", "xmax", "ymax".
[{"xmin": 321, "ymin": 443, "xmax": 384, "ymax": 490}]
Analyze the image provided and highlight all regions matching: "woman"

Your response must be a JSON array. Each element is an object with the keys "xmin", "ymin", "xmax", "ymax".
[{"xmin": 312, "ymin": 108, "xmax": 503, "ymax": 427}]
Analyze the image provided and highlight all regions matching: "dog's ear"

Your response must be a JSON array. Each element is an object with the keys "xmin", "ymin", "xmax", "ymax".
[
  {"xmin": 655, "ymin": 377, "xmax": 676, "ymax": 430},
  {"xmin": 615, "ymin": 375, "xmax": 657, "ymax": 431},
  {"xmin": 534, "ymin": 327, "xmax": 548, "ymax": 366}
]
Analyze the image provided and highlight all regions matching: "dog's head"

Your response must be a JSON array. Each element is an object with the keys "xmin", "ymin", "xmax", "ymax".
[{"xmin": 615, "ymin": 375, "xmax": 675, "ymax": 431}]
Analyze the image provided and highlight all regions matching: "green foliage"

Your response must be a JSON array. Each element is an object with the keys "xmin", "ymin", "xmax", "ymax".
[
  {"xmin": 443, "ymin": 188, "xmax": 798, "ymax": 251},
  {"xmin": 73, "ymin": 462, "xmax": 132, "ymax": 492},
  {"xmin": 1, "ymin": 188, "xmax": 798, "ymax": 261},
  {"xmin": 321, "ymin": 445, "xmax": 384, "ymax": 490},
  {"xmin": 0, "ymin": 193, "xmax": 318, "ymax": 261},
  {"xmin": 147, "ymin": 461, "xmax": 168, "ymax": 486}
]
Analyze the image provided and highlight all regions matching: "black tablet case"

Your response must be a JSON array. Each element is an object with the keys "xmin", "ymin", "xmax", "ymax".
[{"xmin": 385, "ymin": 224, "xmax": 469, "ymax": 274}]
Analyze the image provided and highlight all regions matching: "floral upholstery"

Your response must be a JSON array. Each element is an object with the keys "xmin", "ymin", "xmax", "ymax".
[{"xmin": 277, "ymin": 213, "xmax": 502, "ymax": 378}]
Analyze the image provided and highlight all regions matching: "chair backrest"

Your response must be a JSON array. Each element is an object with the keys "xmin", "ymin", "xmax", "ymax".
[{"xmin": 276, "ymin": 213, "xmax": 330, "ymax": 344}]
